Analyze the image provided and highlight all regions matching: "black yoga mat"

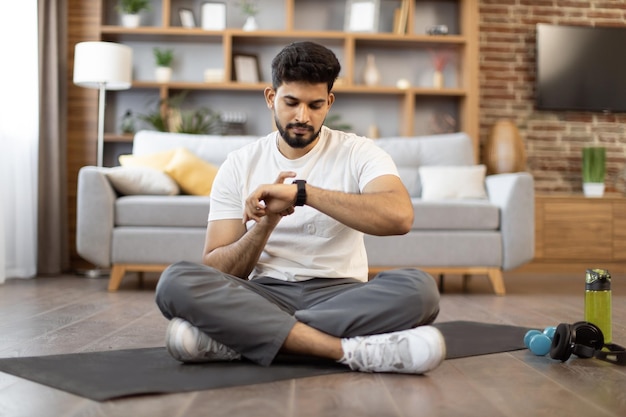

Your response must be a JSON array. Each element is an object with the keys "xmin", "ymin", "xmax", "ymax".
[
  {"xmin": 0, "ymin": 321, "xmax": 530, "ymax": 401},
  {"xmin": 434, "ymin": 321, "xmax": 531, "ymax": 359}
]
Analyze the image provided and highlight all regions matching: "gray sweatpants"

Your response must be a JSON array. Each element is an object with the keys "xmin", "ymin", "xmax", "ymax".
[{"xmin": 155, "ymin": 261, "xmax": 440, "ymax": 366}]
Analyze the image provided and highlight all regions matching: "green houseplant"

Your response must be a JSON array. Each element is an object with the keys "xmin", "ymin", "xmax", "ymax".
[
  {"xmin": 324, "ymin": 114, "xmax": 352, "ymax": 132},
  {"xmin": 116, "ymin": 0, "xmax": 151, "ymax": 14},
  {"xmin": 153, "ymin": 47, "xmax": 174, "ymax": 82},
  {"xmin": 137, "ymin": 91, "xmax": 220, "ymax": 135},
  {"xmin": 582, "ymin": 146, "xmax": 606, "ymax": 197},
  {"xmin": 116, "ymin": 0, "xmax": 151, "ymax": 27},
  {"xmin": 238, "ymin": 0, "xmax": 259, "ymax": 30},
  {"xmin": 153, "ymin": 47, "xmax": 174, "ymax": 67},
  {"xmin": 238, "ymin": 0, "xmax": 259, "ymax": 16}
]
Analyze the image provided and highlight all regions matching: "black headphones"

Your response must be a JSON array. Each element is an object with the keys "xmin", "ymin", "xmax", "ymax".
[{"xmin": 527, "ymin": 321, "xmax": 626, "ymax": 365}]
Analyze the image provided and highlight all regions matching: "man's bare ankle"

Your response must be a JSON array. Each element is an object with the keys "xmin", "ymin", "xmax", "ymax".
[{"xmin": 282, "ymin": 322, "xmax": 343, "ymax": 360}]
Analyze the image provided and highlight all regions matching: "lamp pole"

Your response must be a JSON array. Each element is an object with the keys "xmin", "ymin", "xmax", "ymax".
[
  {"xmin": 97, "ymin": 82, "xmax": 106, "ymax": 167},
  {"xmin": 72, "ymin": 41, "xmax": 132, "ymax": 278}
]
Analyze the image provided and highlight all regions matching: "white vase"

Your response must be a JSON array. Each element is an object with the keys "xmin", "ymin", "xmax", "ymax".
[
  {"xmin": 120, "ymin": 13, "xmax": 141, "ymax": 28},
  {"xmin": 433, "ymin": 70, "xmax": 444, "ymax": 88},
  {"xmin": 583, "ymin": 182, "xmax": 605, "ymax": 198},
  {"xmin": 243, "ymin": 16, "xmax": 258, "ymax": 31},
  {"xmin": 363, "ymin": 54, "xmax": 381, "ymax": 86},
  {"xmin": 155, "ymin": 66, "xmax": 172, "ymax": 83}
]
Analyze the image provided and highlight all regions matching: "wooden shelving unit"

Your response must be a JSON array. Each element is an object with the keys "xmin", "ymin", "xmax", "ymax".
[{"xmin": 96, "ymin": 0, "xmax": 479, "ymax": 163}]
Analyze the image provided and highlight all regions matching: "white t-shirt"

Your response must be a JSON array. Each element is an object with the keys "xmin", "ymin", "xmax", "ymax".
[{"xmin": 208, "ymin": 126, "xmax": 399, "ymax": 282}]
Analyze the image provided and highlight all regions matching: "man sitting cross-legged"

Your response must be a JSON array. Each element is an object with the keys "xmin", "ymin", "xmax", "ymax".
[{"xmin": 155, "ymin": 41, "xmax": 445, "ymax": 374}]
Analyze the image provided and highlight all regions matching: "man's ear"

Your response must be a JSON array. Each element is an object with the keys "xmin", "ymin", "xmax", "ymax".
[
  {"xmin": 327, "ymin": 92, "xmax": 335, "ymax": 109},
  {"xmin": 264, "ymin": 87, "xmax": 276, "ymax": 109}
]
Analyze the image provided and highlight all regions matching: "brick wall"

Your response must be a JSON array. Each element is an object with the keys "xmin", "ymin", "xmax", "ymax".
[{"xmin": 479, "ymin": 0, "xmax": 626, "ymax": 194}]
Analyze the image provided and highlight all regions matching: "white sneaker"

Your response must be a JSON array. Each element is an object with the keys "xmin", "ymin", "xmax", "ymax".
[
  {"xmin": 166, "ymin": 318, "xmax": 241, "ymax": 363},
  {"xmin": 339, "ymin": 326, "xmax": 446, "ymax": 374}
]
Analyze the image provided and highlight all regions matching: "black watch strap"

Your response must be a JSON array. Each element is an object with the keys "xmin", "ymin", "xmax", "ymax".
[{"xmin": 293, "ymin": 180, "xmax": 307, "ymax": 206}]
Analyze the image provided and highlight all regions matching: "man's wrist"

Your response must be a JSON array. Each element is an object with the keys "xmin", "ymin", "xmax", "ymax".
[{"xmin": 292, "ymin": 180, "xmax": 307, "ymax": 206}]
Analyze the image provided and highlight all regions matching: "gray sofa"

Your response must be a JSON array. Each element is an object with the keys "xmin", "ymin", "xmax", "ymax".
[{"xmin": 76, "ymin": 130, "xmax": 534, "ymax": 294}]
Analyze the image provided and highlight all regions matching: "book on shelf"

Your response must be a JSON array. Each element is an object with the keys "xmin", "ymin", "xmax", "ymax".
[{"xmin": 393, "ymin": 0, "xmax": 409, "ymax": 34}]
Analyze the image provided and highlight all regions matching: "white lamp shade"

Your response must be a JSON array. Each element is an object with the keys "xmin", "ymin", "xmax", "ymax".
[{"xmin": 73, "ymin": 41, "xmax": 133, "ymax": 90}]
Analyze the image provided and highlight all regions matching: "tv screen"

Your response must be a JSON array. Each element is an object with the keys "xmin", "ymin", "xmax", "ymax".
[{"xmin": 535, "ymin": 24, "xmax": 626, "ymax": 112}]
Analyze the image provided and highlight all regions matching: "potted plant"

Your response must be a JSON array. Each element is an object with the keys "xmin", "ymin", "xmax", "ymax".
[
  {"xmin": 238, "ymin": 0, "xmax": 259, "ymax": 31},
  {"xmin": 153, "ymin": 47, "xmax": 174, "ymax": 83},
  {"xmin": 582, "ymin": 146, "xmax": 606, "ymax": 197},
  {"xmin": 137, "ymin": 91, "xmax": 220, "ymax": 134},
  {"xmin": 116, "ymin": 0, "xmax": 151, "ymax": 28},
  {"xmin": 324, "ymin": 114, "xmax": 352, "ymax": 132}
]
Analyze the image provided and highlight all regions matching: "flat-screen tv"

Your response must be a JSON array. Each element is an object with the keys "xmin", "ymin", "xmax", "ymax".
[{"xmin": 535, "ymin": 23, "xmax": 626, "ymax": 112}]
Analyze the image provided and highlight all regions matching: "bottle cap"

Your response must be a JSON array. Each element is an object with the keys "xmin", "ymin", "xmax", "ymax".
[{"xmin": 586, "ymin": 268, "xmax": 611, "ymax": 291}]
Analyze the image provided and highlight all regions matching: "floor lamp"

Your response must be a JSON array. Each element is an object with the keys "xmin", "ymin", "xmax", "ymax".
[
  {"xmin": 73, "ymin": 41, "xmax": 132, "ymax": 167},
  {"xmin": 73, "ymin": 42, "xmax": 132, "ymax": 278}
]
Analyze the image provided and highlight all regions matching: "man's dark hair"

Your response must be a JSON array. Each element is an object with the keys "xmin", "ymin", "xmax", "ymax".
[{"xmin": 271, "ymin": 41, "xmax": 341, "ymax": 92}]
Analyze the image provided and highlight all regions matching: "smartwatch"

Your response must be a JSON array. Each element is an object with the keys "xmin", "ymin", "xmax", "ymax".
[{"xmin": 292, "ymin": 180, "xmax": 307, "ymax": 206}]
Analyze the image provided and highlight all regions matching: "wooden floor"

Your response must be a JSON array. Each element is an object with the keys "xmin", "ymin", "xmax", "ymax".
[{"xmin": 1, "ymin": 270, "xmax": 625, "ymax": 417}]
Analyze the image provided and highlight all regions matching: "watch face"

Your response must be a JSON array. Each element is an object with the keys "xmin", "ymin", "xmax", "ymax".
[{"xmin": 294, "ymin": 180, "xmax": 307, "ymax": 206}]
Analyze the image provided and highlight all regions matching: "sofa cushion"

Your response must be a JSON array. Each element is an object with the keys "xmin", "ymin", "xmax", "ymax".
[
  {"xmin": 163, "ymin": 148, "xmax": 219, "ymax": 196},
  {"xmin": 115, "ymin": 195, "xmax": 211, "ymax": 227},
  {"xmin": 419, "ymin": 165, "xmax": 487, "ymax": 200},
  {"xmin": 374, "ymin": 133, "xmax": 475, "ymax": 197},
  {"xmin": 119, "ymin": 149, "xmax": 177, "ymax": 170},
  {"xmin": 412, "ymin": 199, "xmax": 499, "ymax": 230},
  {"xmin": 112, "ymin": 227, "xmax": 206, "ymax": 264},
  {"xmin": 132, "ymin": 130, "xmax": 258, "ymax": 166},
  {"xmin": 365, "ymin": 231, "xmax": 503, "ymax": 267},
  {"xmin": 105, "ymin": 166, "xmax": 179, "ymax": 196}
]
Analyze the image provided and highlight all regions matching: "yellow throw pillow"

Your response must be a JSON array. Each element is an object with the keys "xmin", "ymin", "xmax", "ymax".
[
  {"xmin": 119, "ymin": 149, "xmax": 177, "ymax": 170},
  {"xmin": 164, "ymin": 148, "xmax": 219, "ymax": 196}
]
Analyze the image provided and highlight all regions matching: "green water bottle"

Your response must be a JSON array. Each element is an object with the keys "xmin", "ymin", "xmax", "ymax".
[{"xmin": 585, "ymin": 268, "xmax": 612, "ymax": 344}]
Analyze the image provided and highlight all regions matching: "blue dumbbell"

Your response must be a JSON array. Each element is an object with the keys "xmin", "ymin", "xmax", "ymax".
[
  {"xmin": 524, "ymin": 326, "xmax": 557, "ymax": 356},
  {"xmin": 543, "ymin": 325, "xmax": 556, "ymax": 340}
]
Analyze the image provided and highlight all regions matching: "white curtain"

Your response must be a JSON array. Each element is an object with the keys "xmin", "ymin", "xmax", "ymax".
[{"xmin": 0, "ymin": 2, "xmax": 39, "ymax": 282}]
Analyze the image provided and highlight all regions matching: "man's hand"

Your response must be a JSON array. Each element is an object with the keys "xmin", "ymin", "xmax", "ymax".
[{"xmin": 244, "ymin": 171, "xmax": 299, "ymax": 223}]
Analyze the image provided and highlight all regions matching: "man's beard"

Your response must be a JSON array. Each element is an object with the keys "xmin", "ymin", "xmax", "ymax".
[{"xmin": 275, "ymin": 115, "xmax": 322, "ymax": 149}]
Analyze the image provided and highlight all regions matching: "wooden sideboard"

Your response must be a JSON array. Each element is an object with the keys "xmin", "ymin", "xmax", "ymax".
[{"xmin": 528, "ymin": 194, "xmax": 626, "ymax": 272}]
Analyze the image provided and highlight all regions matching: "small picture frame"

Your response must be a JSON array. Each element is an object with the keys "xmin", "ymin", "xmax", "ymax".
[
  {"xmin": 201, "ymin": 2, "xmax": 226, "ymax": 30},
  {"xmin": 179, "ymin": 9, "xmax": 195, "ymax": 28},
  {"xmin": 233, "ymin": 54, "xmax": 260, "ymax": 83},
  {"xmin": 344, "ymin": 0, "xmax": 380, "ymax": 33}
]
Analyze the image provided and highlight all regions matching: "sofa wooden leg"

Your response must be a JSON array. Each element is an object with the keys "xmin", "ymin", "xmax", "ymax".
[
  {"xmin": 462, "ymin": 274, "xmax": 471, "ymax": 292},
  {"xmin": 438, "ymin": 274, "xmax": 445, "ymax": 293},
  {"xmin": 487, "ymin": 269, "xmax": 506, "ymax": 296},
  {"xmin": 108, "ymin": 265, "xmax": 126, "ymax": 292}
]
